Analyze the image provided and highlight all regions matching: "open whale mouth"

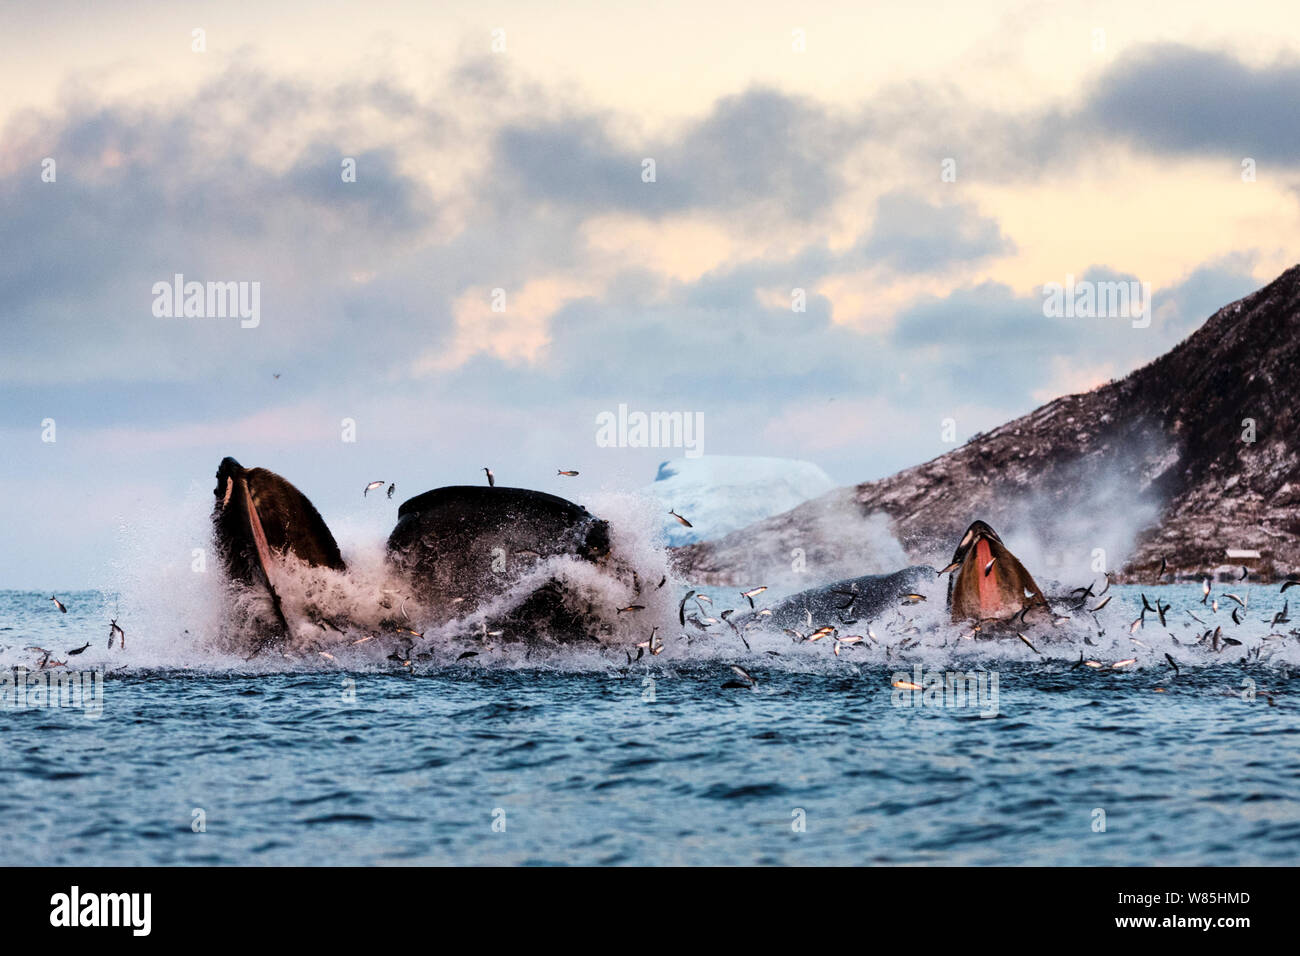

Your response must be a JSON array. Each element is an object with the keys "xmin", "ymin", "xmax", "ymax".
[
  {"xmin": 211, "ymin": 456, "xmax": 293, "ymax": 639},
  {"xmin": 947, "ymin": 520, "xmax": 1045, "ymax": 623}
]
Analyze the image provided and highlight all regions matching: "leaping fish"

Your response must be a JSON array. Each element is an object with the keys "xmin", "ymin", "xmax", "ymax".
[
  {"xmin": 1016, "ymin": 632, "xmax": 1041, "ymax": 655},
  {"xmin": 1272, "ymin": 601, "xmax": 1290, "ymax": 626},
  {"xmin": 722, "ymin": 664, "xmax": 756, "ymax": 689}
]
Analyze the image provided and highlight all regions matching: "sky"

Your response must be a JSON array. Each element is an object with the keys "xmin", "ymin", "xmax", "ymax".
[{"xmin": 1, "ymin": 0, "xmax": 1297, "ymax": 588}]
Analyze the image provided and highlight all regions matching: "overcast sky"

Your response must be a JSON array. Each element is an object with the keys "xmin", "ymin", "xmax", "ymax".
[{"xmin": 1, "ymin": 1, "xmax": 1296, "ymax": 588}]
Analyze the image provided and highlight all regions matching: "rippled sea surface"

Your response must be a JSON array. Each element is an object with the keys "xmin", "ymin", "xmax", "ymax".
[{"xmin": 2, "ymin": 588, "xmax": 1298, "ymax": 865}]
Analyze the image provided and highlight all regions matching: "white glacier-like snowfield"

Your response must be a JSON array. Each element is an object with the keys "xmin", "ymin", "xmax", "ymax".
[{"xmin": 639, "ymin": 455, "xmax": 836, "ymax": 546}]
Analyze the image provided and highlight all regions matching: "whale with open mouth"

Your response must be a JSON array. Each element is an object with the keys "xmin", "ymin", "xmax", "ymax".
[
  {"xmin": 945, "ymin": 519, "xmax": 1047, "ymax": 623},
  {"xmin": 212, "ymin": 456, "xmax": 346, "ymax": 639},
  {"xmin": 733, "ymin": 520, "xmax": 1047, "ymax": 638}
]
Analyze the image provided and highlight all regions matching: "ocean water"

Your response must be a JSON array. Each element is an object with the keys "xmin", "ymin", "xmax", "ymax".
[{"xmin": 1, "ymin": 583, "xmax": 1297, "ymax": 866}]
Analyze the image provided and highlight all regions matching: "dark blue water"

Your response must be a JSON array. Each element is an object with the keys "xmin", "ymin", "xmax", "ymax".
[{"xmin": 2, "ymin": 588, "xmax": 1298, "ymax": 865}]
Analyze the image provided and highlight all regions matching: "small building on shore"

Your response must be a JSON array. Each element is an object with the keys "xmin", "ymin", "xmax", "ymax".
[{"xmin": 1212, "ymin": 548, "xmax": 1264, "ymax": 581}]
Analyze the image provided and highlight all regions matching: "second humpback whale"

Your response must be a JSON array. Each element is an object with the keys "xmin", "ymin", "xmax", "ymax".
[
  {"xmin": 386, "ymin": 484, "xmax": 616, "ymax": 638},
  {"xmin": 752, "ymin": 567, "xmax": 937, "ymax": 632},
  {"xmin": 730, "ymin": 522, "xmax": 1045, "ymax": 636},
  {"xmin": 945, "ymin": 520, "xmax": 1047, "ymax": 623}
]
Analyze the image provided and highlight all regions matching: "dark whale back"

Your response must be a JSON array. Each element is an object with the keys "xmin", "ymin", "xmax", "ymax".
[
  {"xmin": 758, "ymin": 566, "xmax": 936, "ymax": 631},
  {"xmin": 387, "ymin": 485, "xmax": 611, "ymax": 611}
]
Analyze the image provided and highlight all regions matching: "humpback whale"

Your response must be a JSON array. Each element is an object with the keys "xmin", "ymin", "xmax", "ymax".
[
  {"xmin": 946, "ymin": 520, "xmax": 1046, "ymax": 623},
  {"xmin": 212, "ymin": 456, "xmax": 346, "ymax": 637},
  {"xmin": 728, "ymin": 523, "xmax": 1044, "ymax": 638},
  {"xmin": 208, "ymin": 458, "xmax": 1049, "ymax": 655},
  {"xmin": 755, "ymin": 567, "xmax": 937, "ymax": 632},
  {"xmin": 386, "ymin": 485, "xmax": 614, "ymax": 636}
]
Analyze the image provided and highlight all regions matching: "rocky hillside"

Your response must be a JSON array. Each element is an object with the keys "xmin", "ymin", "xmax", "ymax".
[{"xmin": 675, "ymin": 265, "xmax": 1300, "ymax": 586}]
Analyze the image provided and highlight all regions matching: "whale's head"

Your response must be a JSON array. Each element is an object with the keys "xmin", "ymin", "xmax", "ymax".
[
  {"xmin": 947, "ymin": 520, "xmax": 1045, "ymax": 623},
  {"xmin": 210, "ymin": 456, "xmax": 347, "ymax": 644}
]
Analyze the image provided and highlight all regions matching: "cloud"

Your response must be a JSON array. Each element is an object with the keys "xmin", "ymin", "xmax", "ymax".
[
  {"xmin": 0, "ymin": 73, "xmax": 448, "ymax": 398},
  {"xmin": 855, "ymin": 190, "xmax": 1016, "ymax": 273},
  {"xmin": 1081, "ymin": 45, "xmax": 1300, "ymax": 160},
  {"xmin": 0, "ymin": 31, "xmax": 1292, "ymax": 588},
  {"xmin": 487, "ymin": 88, "xmax": 858, "ymax": 221}
]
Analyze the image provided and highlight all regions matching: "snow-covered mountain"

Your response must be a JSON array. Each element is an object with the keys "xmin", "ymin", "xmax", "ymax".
[{"xmin": 642, "ymin": 456, "xmax": 835, "ymax": 547}]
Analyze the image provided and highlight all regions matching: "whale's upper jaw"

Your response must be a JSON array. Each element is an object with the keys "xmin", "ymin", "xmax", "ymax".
[
  {"xmin": 214, "ymin": 456, "xmax": 244, "ymax": 507},
  {"xmin": 950, "ymin": 520, "xmax": 1001, "ymax": 562}
]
